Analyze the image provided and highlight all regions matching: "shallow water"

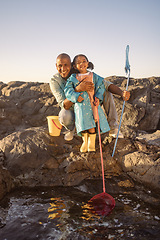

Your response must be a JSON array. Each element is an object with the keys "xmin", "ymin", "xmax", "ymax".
[{"xmin": 0, "ymin": 176, "xmax": 160, "ymax": 240}]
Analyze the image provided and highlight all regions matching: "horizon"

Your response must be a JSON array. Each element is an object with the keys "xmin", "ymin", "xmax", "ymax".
[
  {"xmin": 0, "ymin": 0, "xmax": 160, "ymax": 83},
  {"xmin": 1, "ymin": 75, "xmax": 159, "ymax": 85}
]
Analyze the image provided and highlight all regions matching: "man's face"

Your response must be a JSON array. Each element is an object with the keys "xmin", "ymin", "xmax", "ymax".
[{"xmin": 56, "ymin": 57, "xmax": 71, "ymax": 79}]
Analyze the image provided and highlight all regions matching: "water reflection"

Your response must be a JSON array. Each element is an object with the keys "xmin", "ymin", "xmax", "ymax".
[
  {"xmin": 81, "ymin": 202, "xmax": 100, "ymax": 220},
  {"xmin": 48, "ymin": 197, "xmax": 68, "ymax": 220},
  {"xmin": 47, "ymin": 197, "xmax": 104, "ymax": 222}
]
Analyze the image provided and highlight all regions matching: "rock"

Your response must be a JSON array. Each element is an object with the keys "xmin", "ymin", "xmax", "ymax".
[
  {"xmin": 136, "ymin": 130, "xmax": 160, "ymax": 147},
  {"xmin": 0, "ymin": 165, "xmax": 14, "ymax": 200},
  {"xmin": 122, "ymin": 151, "xmax": 160, "ymax": 189},
  {"xmin": 106, "ymin": 76, "xmax": 160, "ymax": 135},
  {"xmin": 0, "ymin": 76, "xmax": 160, "ymax": 200},
  {"xmin": 0, "ymin": 127, "xmax": 121, "ymax": 190},
  {"xmin": 0, "ymin": 81, "xmax": 59, "ymax": 139}
]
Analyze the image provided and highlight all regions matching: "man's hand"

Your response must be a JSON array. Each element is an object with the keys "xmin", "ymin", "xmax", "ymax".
[
  {"xmin": 63, "ymin": 98, "xmax": 74, "ymax": 110},
  {"xmin": 77, "ymin": 93, "xmax": 84, "ymax": 102},
  {"xmin": 122, "ymin": 90, "xmax": 130, "ymax": 101},
  {"xmin": 75, "ymin": 80, "xmax": 94, "ymax": 92}
]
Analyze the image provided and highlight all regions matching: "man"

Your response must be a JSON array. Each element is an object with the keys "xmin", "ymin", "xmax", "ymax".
[{"xmin": 50, "ymin": 53, "xmax": 130, "ymax": 141}]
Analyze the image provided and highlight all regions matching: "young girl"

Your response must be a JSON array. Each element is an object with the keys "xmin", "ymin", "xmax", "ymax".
[{"xmin": 64, "ymin": 54, "xmax": 110, "ymax": 152}]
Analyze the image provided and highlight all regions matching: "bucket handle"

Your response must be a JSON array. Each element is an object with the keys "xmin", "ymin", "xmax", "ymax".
[{"xmin": 51, "ymin": 119, "xmax": 62, "ymax": 130}]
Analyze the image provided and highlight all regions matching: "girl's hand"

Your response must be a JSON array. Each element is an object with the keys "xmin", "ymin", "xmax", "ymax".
[
  {"xmin": 94, "ymin": 97, "xmax": 99, "ymax": 106},
  {"xmin": 77, "ymin": 93, "xmax": 84, "ymax": 102}
]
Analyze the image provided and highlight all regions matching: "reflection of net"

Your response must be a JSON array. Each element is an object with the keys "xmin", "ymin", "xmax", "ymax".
[
  {"xmin": 89, "ymin": 192, "xmax": 115, "ymax": 216},
  {"xmin": 76, "ymin": 72, "xmax": 97, "ymax": 121},
  {"xmin": 48, "ymin": 197, "xmax": 68, "ymax": 220},
  {"xmin": 81, "ymin": 202, "xmax": 101, "ymax": 220}
]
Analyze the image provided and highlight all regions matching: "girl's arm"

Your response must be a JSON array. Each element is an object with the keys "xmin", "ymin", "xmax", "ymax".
[
  {"xmin": 64, "ymin": 77, "xmax": 82, "ymax": 103},
  {"xmin": 94, "ymin": 73, "xmax": 105, "ymax": 101}
]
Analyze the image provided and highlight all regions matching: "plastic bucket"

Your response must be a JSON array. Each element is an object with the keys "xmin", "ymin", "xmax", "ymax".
[{"xmin": 47, "ymin": 116, "xmax": 62, "ymax": 136}]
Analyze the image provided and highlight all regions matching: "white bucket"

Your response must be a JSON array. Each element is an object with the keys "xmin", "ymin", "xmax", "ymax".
[{"xmin": 47, "ymin": 116, "xmax": 62, "ymax": 136}]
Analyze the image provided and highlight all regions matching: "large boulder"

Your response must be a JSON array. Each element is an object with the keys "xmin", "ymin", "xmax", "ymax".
[
  {"xmin": 0, "ymin": 127, "xmax": 121, "ymax": 193},
  {"xmin": 105, "ymin": 76, "xmax": 160, "ymax": 136},
  {"xmin": 0, "ymin": 81, "xmax": 59, "ymax": 139}
]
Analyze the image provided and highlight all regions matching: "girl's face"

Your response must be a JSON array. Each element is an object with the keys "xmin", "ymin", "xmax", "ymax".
[{"xmin": 74, "ymin": 56, "xmax": 89, "ymax": 74}]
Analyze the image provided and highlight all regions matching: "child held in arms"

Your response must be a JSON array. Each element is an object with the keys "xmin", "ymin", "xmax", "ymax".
[{"xmin": 64, "ymin": 54, "xmax": 110, "ymax": 152}]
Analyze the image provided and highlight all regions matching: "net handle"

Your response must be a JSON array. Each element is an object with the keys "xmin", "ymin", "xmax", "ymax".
[{"xmin": 96, "ymin": 105, "xmax": 106, "ymax": 193}]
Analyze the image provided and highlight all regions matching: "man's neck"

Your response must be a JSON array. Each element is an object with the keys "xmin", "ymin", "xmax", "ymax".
[{"xmin": 59, "ymin": 72, "xmax": 72, "ymax": 81}]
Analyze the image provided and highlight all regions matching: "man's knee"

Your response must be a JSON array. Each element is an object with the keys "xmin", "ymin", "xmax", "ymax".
[{"xmin": 59, "ymin": 109, "xmax": 75, "ymax": 127}]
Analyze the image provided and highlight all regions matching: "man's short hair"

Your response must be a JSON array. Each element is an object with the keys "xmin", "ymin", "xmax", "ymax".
[{"xmin": 56, "ymin": 53, "xmax": 71, "ymax": 62}]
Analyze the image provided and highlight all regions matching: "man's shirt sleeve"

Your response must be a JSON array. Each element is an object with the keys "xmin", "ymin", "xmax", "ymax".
[
  {"xmin": 50, "ymin": 75, "xmax": 66, "ymax": 109},
  {"xmin": 103, "ymin": 79, "xmax": 113, "ymax": 91}
]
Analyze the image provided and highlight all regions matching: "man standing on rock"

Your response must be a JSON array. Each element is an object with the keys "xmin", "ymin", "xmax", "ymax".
[{"xmin": 50, "ymin": 53, "xmax": 130, "ymax": 141}]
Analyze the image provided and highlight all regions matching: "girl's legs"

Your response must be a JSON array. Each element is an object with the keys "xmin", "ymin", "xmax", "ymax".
[
  {"xmin": 88, "ymin": 128, "xmax": 95, "ymax": 134},
  {"xmin": 80, "ymin": 128, "xmax": 96, "ymax": 152},
  {"xmin": 88, "ymin": 128, "xmax": 96, "ymax": 152},
  {"xmin": 80, "ymin": 128, "xmax": 96, "ymax": 153},
  {"xmin": 80, "ymin": 131, "xmax": 88, "ymax": 153}
]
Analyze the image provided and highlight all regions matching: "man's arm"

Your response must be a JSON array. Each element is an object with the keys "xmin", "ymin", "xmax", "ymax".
[
  {"xmin": 75, "ymin": 80, "xmax": 94, "ymax": 92},
  {"xmin": 49, "ymin": 80, "xmax": 65, "ymax": 108},
  {"xmin": 108, "ymin": 84, "xmax": 130, "ymax": 101},
  {"xmin": 50, "ymin": 79, "xmax": 74, "ymax": 110},
  {"xmin": 63, "ymin": 99, "xmax": 74, "ymax": 110}
]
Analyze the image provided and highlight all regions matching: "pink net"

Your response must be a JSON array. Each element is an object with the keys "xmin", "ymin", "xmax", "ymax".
[{"xmin": 89, "ymin": 192, "xmax": 115, "ymax": 216}]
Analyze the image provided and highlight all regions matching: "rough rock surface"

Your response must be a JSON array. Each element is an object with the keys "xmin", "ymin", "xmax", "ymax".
[
  {"xmin": 0, "ymin": 76, "xmax": 160, "ymax": 200},
  {"xmin": 0, "ymin": 127, "xmax": 121, "ymax": 187}
]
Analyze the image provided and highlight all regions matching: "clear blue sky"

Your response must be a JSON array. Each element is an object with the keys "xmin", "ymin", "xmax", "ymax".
[{"xmin": 0, "ymin": 0, "xmax": 160, "ymax": 83}]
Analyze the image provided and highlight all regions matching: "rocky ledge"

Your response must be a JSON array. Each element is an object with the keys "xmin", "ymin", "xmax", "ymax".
[{"xmin": 0, "ymin": 76, "xmax": 160, "ymax": 200}]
